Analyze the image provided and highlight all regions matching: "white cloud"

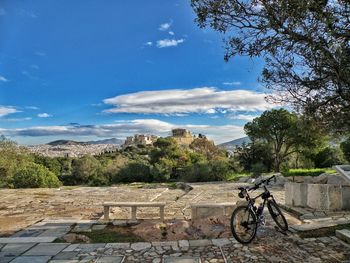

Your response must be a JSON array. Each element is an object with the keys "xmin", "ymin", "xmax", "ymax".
[
  {"xmin": 103, "ymin": 87, "xmax": 275, "ymax": 115},
  {"xmin": 38, "ymin": 113, "xmax": 52, "ymax": 118},
  {"xmin": 145, "ymin": 41, "xmax": 153, "ymax": 46},
  {"xmin": 169, "ymin": 31, "xmax": 174, "ymax": 35},
  {"xmin": 159, "ymin": 22, "xmax": 171, "ymax": 31},
  {"xmin": 26, "ymin": 106, "xmax": 39, "ymax": 110},
  {"xmin": 0, "ymin": 75, "xmax": 8, "ymax": 82},
  {"xmin": 228, "ymin": 114, "xmax": 260, "ymax": 121},
  {"xmin": 0, "ymin": 106, "xmax": 18, "ymax": 117},
  {"xmin": 0, "ymin": 117, "xmax": 32, "ymax": 122},
  {"xmin": 156, "ymin": 38, "xmax": 184, "ymax": 48},
  {"xmin": 0, "ymin": 119, "xmax": 245, "ymax": 144},
  {"xmin": 223, "ymin": 81, "xmax": 241, "ymax": 86}
]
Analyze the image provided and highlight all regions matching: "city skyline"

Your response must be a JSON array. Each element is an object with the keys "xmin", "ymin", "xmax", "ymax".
[{"xmin": 0, "ymin": 1, "xmax": 278, "ymax": 145}]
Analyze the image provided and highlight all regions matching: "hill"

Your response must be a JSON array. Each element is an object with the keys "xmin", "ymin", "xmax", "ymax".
[
  {"xmin": 88, "ymin": 138, "xmax": 123, "ymax": 145},
  {"xmin": 47, "ymin": 140, "xmax": 88, "ymax": 146},
  {"xmin": 219, "ymin": 136, "xmax": 251, "ymax": 149}
]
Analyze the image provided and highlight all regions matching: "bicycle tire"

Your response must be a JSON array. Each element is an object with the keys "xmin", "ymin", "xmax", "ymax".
[
  {"xmin": 230, "ymin": 205, "xmax": 258, "ymax": 244},
  {"xmin": 267, "ymin": 200, "xmax": 288, "ymax": 231}
]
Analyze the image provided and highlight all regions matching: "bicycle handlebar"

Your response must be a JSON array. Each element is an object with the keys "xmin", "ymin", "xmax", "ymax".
[{"xmin": 248, "ymin": 175, "xmax": 276, "ymax": 191}]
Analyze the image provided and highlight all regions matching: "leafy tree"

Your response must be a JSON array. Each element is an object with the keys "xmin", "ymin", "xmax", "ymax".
[
  {"xmin": 191, "ymin": 0, "xmax": 350, "ymax": 131},
  {"xmin": 114, "ymin": 162, "xmax": 152, "ymax": 183},
  {"xmin": 340, "ymin": 137, "xmax": 350, "ymax": 163},
  {"xmin": 71, "ymin": 156, "xmax": 102, "ymax": 184},
  {"xmin": 245, "ymin": 109, "xmax": 322, "ymax": 171},
  {"xmin": 235, "ymin": 142, "xmax": 274, "ymax": 172},
  {"xmin": 312, "ymin": 146, "xmax": 344, "ymax": 168},
  {"xmin": 34, "ymin": 155, "xmax": 62, "ymax": 176},
  {"xmin": 13, "ymin": 163, "xmax": 61, "ymax": 188},
  {"xmin": 189, "ymin": 137, "xmax": 222, "ymax": 159}
]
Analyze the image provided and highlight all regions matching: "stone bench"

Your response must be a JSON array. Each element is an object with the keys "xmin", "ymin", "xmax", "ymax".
[
  {"xmin": 191, "ymin": 203, "xmax": 236, "ymax": 220},
  {"xmin": 103, "ymin": 202, "xmax": 166, "ymax": 221}
]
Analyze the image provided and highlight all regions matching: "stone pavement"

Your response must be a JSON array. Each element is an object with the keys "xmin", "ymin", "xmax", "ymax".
[{"xmin": 1, "ymin": 220, "xmax": 350, "ymax": 263}]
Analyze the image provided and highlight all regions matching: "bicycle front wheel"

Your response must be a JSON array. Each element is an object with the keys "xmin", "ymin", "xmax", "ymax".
[
  {"xmin": 230, "ymin": 205, "xmax": 258, "ymax": 244},
  {"xmin": 267, "ymin": 200, "xmax": 288, "ymax": 231}
]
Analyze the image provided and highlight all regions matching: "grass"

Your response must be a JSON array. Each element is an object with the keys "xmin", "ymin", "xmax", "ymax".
[
  {"xmin": 298, "ymin": 223, "xmax": 350, "ymax": 238},
  {"xmin": 83, "ymin": 227, "xmax": 144, "ymax": 243},
  {"xmin": 54, "ymin": 225, "xmax": 145, "ymax": 243},
  {"xmin": 227, "ymin": 172, "xmax": 251, "ymax": 181},
  {"xmin": 282, "ymin": 168, "xmax": 336, "ymax": 177}
]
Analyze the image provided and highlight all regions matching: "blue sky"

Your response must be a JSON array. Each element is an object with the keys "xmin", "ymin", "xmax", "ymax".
[{"xmin": 0, "ymin": 0, "xmax": 275, "ymax": 145}]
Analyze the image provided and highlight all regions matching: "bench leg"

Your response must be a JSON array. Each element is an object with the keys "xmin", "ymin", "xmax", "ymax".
[
  {"xmin": 160, "ymin": 206, "xmax": 165, "ymax": 221},
  {"xmin": 131, "ymin": 207, "xmax": 137, "ymax": 220},
  {"xmin": 104, "ymin": 206, "xmax": 110, "ymax": 220}
]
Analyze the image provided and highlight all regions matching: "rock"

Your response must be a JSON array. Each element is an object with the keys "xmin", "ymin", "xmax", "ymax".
[
  {"xmin": 62, "ymin": 233, "xmax": 91, "ymax": 243},
  {"xmin": 237, "ymin": 176, "xmax": 250, "ymax": 183},
  {"xmin": 274, "ymin": 175, "xmax": 288, "ymax": 186},
  {"xmin": 327, "ymin": 174, "xmax": 348, "ymax": 185},
  {"xmin": 175, "ymin": 182, "xmax": 193, "ymax": 192},
  {"xmin": 131, "ymin": 242, "xmax": 151, "ymax": 251},
  {"xmin": 312, "ymin": 173, "xmax": 329, "ymax": 184}
]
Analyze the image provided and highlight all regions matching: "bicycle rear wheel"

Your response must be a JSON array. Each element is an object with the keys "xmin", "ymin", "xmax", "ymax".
[
  {"xmin": 230, "ymin": 205, "xmax": 258, "ymax": 244},
  {"xmin": 267, "ymin": 200, "xmax": 288, "ymax": 231}
]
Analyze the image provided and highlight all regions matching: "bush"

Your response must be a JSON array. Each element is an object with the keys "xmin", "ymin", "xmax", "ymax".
[
  {"xmin": 13, "ymin": 163, "xmax": 61, "ymax": 188},
  {"xmin": 282, "ymin": 168, "xmax": 336, "ymax": 177},
  {"xmin": 113, "ymin": 162, "xmax": 152, "ymax": 183},
  {"xmin": 181, "ymin": 160, "xmax": 231, "ymax": 182},
  {"xmin": 313, "ymin": 147, "xmax": 344, "ymax": 168}
]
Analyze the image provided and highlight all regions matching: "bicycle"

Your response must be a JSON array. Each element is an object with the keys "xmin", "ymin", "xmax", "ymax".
[{"xmin": 230, "ymin": 175, "xmax": 288, "ymax": 244}]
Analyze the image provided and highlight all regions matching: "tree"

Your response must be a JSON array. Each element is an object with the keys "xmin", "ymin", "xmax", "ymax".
[
  {"xmin": 71, "ymin": 156, "xmax": 102, "ymax": 184},
  {"xmin": 341, "ymin": 137, "xmax": 350, "ymax": 163},
  {"xmin": 244, "ymin": 109, "xmax": 322, "ymax": 171},
  {"xmin": 189, "ymin": 137, "xmax": 222, "ymax": 159},
  {"xmin": 191, "ymin": 0, "xmax": 350, "ymax": 131}
]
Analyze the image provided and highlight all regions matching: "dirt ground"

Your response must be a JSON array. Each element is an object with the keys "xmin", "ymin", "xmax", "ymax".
[{"xmin": 0, "ymin": 182, "xmax": 287, "ymax": 236}]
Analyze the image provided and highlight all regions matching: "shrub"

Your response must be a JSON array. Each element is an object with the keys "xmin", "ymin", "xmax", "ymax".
[
  {"xmin": 113, "ymin": 162, "xmax": 152, "ymax": 183},
  {"xmin": 181, "ymin": 160, "xmax": 231, "ymax": 182},
  {"xmin": 13, "ymin": 163, "xmax": 61, "ymax": 188},
  {"xmin": 282, "ymin": 168, "xmax": 336, "ymax": 177},
  {"xmin": 313, "ymin": 147, "xmax": 344, "ymax": 168}
]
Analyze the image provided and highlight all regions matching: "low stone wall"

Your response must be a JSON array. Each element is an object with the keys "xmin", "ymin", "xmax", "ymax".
[
  {"xmin": 285, "ymin": 182, "xmax": 350, "ymax": 211},
  {"xmin": 191, "ymin": 203, "xmax": 236, "ymax": 220}
]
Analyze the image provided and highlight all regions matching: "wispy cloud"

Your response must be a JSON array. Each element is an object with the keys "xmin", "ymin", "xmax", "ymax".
[
  {"xmin": 0, "ymin": 106, "xmax": 19, "ymax": 117},
  {"xmin": 0, "ymin": 75, "xmax": 8, "ymax": 82},
  {"xmin": 223, "ymin": 81, "xmax": 241, "ymax": 86},
  {"xmin": 159, "ymin": 22, "xmax": 172, "ymax": 31},
  {"xmin": 228, "ymin": 114, "xmax": 260, "ymax": 121},
  {"xmin": 26, "ymin": 106, "xmax": 39, "ymax": 110},
  {"xmin": 0, "ymin": 117, "xmax": 32, "ymax": 122},
  {"xmin": 169, "ymin": 31, "xmax": 175, "ymax": 35},
  {"xmin": 103, "ymin": 87, "xmax": 275, "ymax": 115},
  {"xmin": 0, "ymin": 119, "xmax": 245, "ymax": 144},
  {"xmin": 156, "ymin": 38, "xmax": 184, "ymax": 48},
  {"xmin": 17, "ymin": 8, "xmax": 37, "ymax": 18},
  {"xmin": 144, "ymin": 41, "xmax": 153, "ymax": 46},
  {"xmin": 38, "ymin": 113, "xmax": 52, "ymax": 118},
  {"xmin": 35, "ymin": 51, "xmax": 46, "ymax": 57}
]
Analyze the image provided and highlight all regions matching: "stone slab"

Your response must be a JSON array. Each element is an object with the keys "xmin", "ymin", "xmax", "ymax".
[
  {"xmin": 211, "ymin": 238, "xmax": 231, "ymax": 247},
  {"xmin": 0, "ymin": 257, "xmax": 15, "ymax": 263},
  {"xmin": 189, "ymin": 239, "xmax": 212, "ymax": 247},
  {"xmin": 95, "ymin": 256, "xmax": 124, "ymax": 263},
  {"xmin": 336, "ymin": 229, "xmax": 350, "ymax": 244},
  {"xmin": 91, "ymin": 225, "xmax": 107, "ymax": 231},
  {"xmin": 48, "ymin": 261, "xmax": 79, "ymax": 263},
  {"xmin": 0, "ymin": 237, "xmax": 56, "ymax": 243},
  {"xmin": 12, "ymin": 229, "xmax": 45, "ymax": 237},
  {"xmin": 78, "ymin": 243, "xmax": 106, "ymax": 252},
  {"xmin": 52, "ymin": 251, "xmax": 79, "ymax": 260},
  {"xmin": 105, "ymin": 243, "xmax": 130, "ymax": 249},
  {"xmin": 130, "ymin": 242, "xmax": 151, "ymax": 251},
  {"xmin": 11, "ymin": 256, "xmax": 52, "ymax": 263},
  {"xmin": 163, "ymin": 257, "xmax": 201, "ymax": 263},
  {"xmin": 0, "ymin": 243, "xmax": 36, "ymax": 256},
  {"xmin": 24, "ymin": 243, "xmax": 68, "ymax": 256},
  {"xmin": 342, "ymin": 185, "xmax": 350, "ymax": 210}
]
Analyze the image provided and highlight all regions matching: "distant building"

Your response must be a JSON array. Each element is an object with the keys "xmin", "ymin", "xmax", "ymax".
[
  {"xmin": 171, "ymin": 128, "xmax": 194, "ymax": 146},
  {"xmin": 123, "ymin": 134, "xmax": 158, "ymax": 147}
]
